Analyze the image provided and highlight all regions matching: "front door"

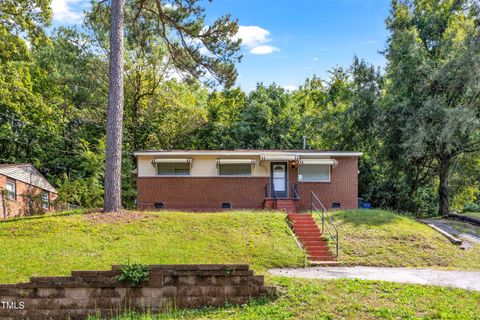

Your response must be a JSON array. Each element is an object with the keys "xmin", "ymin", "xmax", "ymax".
[{"xmin": 271, "ymin": 162, "xmax": 287, "ymax": 198}]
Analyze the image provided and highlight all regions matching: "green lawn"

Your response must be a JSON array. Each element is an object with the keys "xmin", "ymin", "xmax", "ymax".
[
  {"xmin": 2, "ymin": 208, "xmax": 480, "ymax": 284},
  {"xmin": 0, "ymin": 210, "xmax": 304, "ymax": 283},
  {"xmin": 328, "ymin": 209, "xmax": 480, "ymax": 269},
  {"xmin": 89, "ymin": 277, "xmax": 480, "ymax": 320},
  {"xmin": 3, "ymin": 209, "xmax": 480, "ymax": 319}
]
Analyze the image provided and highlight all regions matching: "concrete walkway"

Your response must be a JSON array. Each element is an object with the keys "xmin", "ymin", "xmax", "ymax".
[
  {"xmin": 269, "ymin": 266, "xmax": 480, "ymax": 291},
  {"xmin": 420, "ymin": 218, "xmax": 480, "ymax": 245}
]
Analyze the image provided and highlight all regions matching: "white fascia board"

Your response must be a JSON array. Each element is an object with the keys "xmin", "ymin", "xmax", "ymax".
[
  {"xmin": 133, "ymin": 151, "xmax": 363, "ymax": 157},
  {"xmin": 297, "ymin": 152, "xmax": 363, "ymax": 157},
  {"xmin": 134, "ymin": 151, "xmax": 261, "ymax": 157}
]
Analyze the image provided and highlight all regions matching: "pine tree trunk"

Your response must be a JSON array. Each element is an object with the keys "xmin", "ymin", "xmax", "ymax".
[
  {"xmin": 438, "ymin": 156, "xmax": 452, "ymax": 216},
  {"xmin": 104, "ymin": 0, "xmax": 125, "ymax": 213}
]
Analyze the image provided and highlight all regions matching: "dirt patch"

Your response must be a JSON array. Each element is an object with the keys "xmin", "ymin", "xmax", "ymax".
[{"xmin": 83, "ymin": 211, "xmax": 154, "ymax": 224}]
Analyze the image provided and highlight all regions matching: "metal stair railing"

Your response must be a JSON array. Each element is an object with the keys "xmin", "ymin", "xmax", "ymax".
[
  {"xmin": 310, "ymin": 191, "xmax": 339, "ymax": 257},
  {"xmin": 264, "ymin": 182, "xmax": 278, "ymax": 209},
  {"xmin": 291, "ymin": 183, "xmax": 300, "ymax": 213}
]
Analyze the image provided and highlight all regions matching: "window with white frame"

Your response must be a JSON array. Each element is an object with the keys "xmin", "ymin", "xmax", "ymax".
[
  {"xmin": 298, "ymin": 164, "xmax": 330, "ymax": 182},
  {"xmin": 219, "ymin": 163, "xmax": 252, "ymax": 176},
  {"xmin": 5, "ymin": 180, "xmax": 16, "ymax": 201},
  {"xmin": 156, "ymin": 162, "xmax": 190, "ymax": 176},
  {"xmin": 42, "ymin": 192, "xmax": 49, "ymax": 209}
]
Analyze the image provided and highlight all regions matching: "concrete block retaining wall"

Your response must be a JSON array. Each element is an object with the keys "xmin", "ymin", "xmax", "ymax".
[{"xmin": 0, "ymin": 264, "xmax": 274, "ymax": 319}]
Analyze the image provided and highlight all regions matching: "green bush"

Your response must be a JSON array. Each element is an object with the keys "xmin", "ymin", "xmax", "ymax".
[
  {"xmin": 463, "ymin": 202, "xmax": 480, "ymax": 213},
  {"xmin": 117, "ymin": 262, "xmax": 150, "ymax": 287}
]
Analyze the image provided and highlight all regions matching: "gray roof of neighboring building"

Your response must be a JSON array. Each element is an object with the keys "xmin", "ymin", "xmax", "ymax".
[{"xmin": 0, "ymin": 164, "xmax": 57, "ymax": 193}]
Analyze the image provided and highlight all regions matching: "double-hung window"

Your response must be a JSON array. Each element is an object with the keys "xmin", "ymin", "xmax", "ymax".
[
  {"xmin": 5, "ymin": 180, "xmax": 16, "ymax": 201},
  {"xmin": 156, "ymin": 162, "xmax": 190, "ymax": 176},
  {"xmin": 298, "ymin": 164, "xmax": 331, "ymax": 182},
  {"xmin": 219, "ymin": 163, "xmax": 252, "ymax": 176},
  {"xmin": 217, "ymin": 159, "xmax": 254, "ymax": 176},
  {"xmin": 42, "ymin": 192, "xmax": 49, "ymax": 209}
]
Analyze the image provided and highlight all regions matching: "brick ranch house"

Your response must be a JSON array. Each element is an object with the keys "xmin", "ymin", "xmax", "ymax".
[
  {"xmin": 0, "ymin": 164, "xmax": 57, "ymax": 219},
  {"xmin": 134, "ymin": 150, "xmax": 362, "ymax": 212}
]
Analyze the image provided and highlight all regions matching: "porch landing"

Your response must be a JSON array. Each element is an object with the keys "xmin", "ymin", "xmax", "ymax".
[{"xmin": 264, "ymin": 198, "xmax": 298, "ymax": 214}]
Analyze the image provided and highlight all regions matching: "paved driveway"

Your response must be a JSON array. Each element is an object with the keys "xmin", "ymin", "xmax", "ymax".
[{"xmin": 269, "ymin": 266, "xmax": 480, "ymax": 291}]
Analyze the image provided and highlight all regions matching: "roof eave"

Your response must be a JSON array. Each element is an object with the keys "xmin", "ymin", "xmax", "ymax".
[{"xmin": 133, "ymin": 150, "xmax": 363, "ymax": 157}]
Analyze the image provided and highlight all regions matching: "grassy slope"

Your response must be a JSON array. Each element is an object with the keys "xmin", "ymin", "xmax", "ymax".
[
  {"xmin": 0, "ymin": 211, "xmax": 304, "ymax": 283},
  {"xmin": 90, "ymin": 278, "xmax": 480, "ymax": 320},
  {"xmin": 463, "ymin": 212, "xmax": 480, "ymax": 219},
  {"xmin": 3, "ymin": 209, "xmax": 480, "ymax": 319},
  {"xmin": 329, "ymin": 209, "xmax": 480, "ymax": 269}
]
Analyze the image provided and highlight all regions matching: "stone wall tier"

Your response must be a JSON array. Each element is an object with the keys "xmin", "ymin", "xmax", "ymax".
[{"xmin": 0, "ymin": 264, "xmax": 274, "ymax": 319}]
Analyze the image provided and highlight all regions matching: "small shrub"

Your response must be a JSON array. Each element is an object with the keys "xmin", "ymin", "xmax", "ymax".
[
  {"xmin": 117, "ymin": 262, "xmax": 150, "ymax": 287},
  {"xmin": 463, "ymin": 202, "xmax": 480, "ymax": 213},
  {"xmin": 223, "ymin": 266, "xmax": 234, "ymax": 277}
]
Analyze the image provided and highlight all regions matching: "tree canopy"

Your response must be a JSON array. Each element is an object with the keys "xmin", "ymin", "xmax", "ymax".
[{"xmin": 1, "ymin": 0, "xmax": 480, "ymax": 216}]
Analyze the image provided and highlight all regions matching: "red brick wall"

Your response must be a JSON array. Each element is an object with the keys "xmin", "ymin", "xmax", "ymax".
[
  {"xmin": 294, "ymin": 157, "xmax": 358, "ymax": 210},
  {"xmin": 0, "ymin": 174, "xmax": 57, "ymax": 219},
  {"xmin": 136, "ymin": 157, "xmax": 358, "ymax": 211},
  {"xmin": 137, "ymin": 177, "xmax": 269, "ymax": 210}
]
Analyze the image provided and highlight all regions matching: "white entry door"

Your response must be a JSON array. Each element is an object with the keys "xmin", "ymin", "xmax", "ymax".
[{"xmin": 271, "ymin": 162, "xmax": 287, "ymax": 198}]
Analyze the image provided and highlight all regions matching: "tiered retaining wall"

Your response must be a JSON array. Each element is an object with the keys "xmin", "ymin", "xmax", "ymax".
[{"xmin": 0, "ymin": 264, "xmax": 274, "ymax": 319}]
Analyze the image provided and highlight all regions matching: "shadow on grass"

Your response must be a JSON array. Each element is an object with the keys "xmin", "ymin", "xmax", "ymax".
[
  {"xmin": 331, "ymin": 209, "xmax": 405, "ymax": 226},
  {"xmin": 0, "ymin": 209, "xmax": 87, "ymax": 224},
  {"xmin": 86, "ymin": 296, "xmax": 276, "ymax": 320}
]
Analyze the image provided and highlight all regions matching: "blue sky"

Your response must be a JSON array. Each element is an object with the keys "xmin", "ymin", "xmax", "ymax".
[{"xmin": 51, "ymin": 0, "xmax": 391, "ymax": 91}]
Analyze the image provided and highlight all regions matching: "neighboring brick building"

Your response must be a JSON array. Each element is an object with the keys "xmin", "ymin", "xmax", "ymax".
[
  {"xmin": 0, "ymin": 164, "xmax": 57, "ymax": 219},
  {"xmin": 134, "ymin": 150, "xmax": 361, "ymax": 212}
]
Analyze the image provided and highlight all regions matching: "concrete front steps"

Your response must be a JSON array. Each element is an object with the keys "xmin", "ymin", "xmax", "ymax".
[{"xmin": 287, "ymin": 213, "xmax": 337, "ymax": 265}]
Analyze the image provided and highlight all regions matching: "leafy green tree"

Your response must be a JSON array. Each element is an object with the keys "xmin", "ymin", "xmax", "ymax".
[
  {"xmin": 332, "ymin": 58, "xmax": 383, "ymax": 206},
  {"xmin": 196, "ymin": 88, "xmax": 246, "ymax": 149},
  {"xmin": 234, "ymin": 84, "xmax": 299, "ymax": 149},
  {"xmin": 0, "ymin": 0, "xmax": 52, "ymax": 43},
  {"xmin": 383, "ymin": 0, "xmax": 480, "ymax": 214},
  {"xmin": 450, "ymin": 153, "xmax": 480, "ymax": 211},
  {"xmin": 291, "ymin": 76, "xmax": 328, "ymax": 149},
  {"xmin": 0, "ymin": 32, "xmax": 56, "ymax": 170},
  {"xmin": 56, "ymin": 139, "xmax": 105, "ymax": 209},
  {"xmin": 89, "ymin": 0, "xmax": 242, "ymax": 212},
  {"xmin": 135, "ymin": 79, "xmax": 209, "ymax": 150},
  {"xmin": 31, "ymin": 28, "xmax": 107, "ymax": 175}
]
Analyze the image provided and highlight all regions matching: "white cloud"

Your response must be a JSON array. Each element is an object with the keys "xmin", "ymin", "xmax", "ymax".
[
  {"xmin": 250, "ymin": 45, "xmax": 280, "ymax": 55},
  {"xmin": 234, "ymin": 26, "xmax": 270, "ymax": 48},
  {"xmin": 283, "ymin": 85, "xmax": 297, "ymax": 91},
  {"xmin": 234, "ymin": 25, "xmax": 280, "ymax": 55},
  {"xmin": 313, "ymin": 57, "xmax": 319, "ymax": 61},
  {"xmin": 51, "ymin": 0, "xmax": 87, "ymax": 23}
]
